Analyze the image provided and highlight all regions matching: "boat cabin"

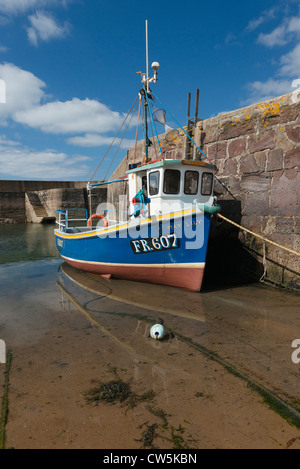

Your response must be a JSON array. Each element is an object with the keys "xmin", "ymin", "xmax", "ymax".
[{"xmin": 126, "ymin": 158, "xmax": 216, "ymax": 217}]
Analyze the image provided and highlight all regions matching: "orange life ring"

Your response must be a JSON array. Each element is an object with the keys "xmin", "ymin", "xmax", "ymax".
[{"xmin": 87, "ymin": 213, "xmax": 108, "ymax": 228}]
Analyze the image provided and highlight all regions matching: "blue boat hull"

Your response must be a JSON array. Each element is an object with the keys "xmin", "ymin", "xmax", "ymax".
[{"xmin": 55, "ymin": 210, "xmax": 211, "ymax": 291}]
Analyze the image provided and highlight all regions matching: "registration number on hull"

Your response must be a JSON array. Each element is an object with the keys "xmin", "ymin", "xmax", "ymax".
[
  {"xmin": 57, "ymin": 238, "xmax": 64, "ymax": 248},
  {"xmin": 130, "ymin": 234, "xmax": 180, "ymax": 254}
]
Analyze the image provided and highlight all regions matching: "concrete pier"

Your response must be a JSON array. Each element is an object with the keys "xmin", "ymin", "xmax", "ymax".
[{"xmin": 0, "ymin": 180, "xmax": 106, "ymax": 224}]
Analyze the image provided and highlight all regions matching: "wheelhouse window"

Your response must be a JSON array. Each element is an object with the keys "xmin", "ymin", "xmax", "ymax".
[
  {"xmin": 149, "ymin": 171, "xmax": 160, "ymax": 196},
  {"xmin": 201, "ymin": 172, "xmax": 213, "ymax": 195},
  {"xmin": 163, "ymin": 169, "xmax": 181, "ymax": 194},
  {"xmin": 184, "ymin": 170, "xmax": 199, "ymax": 195}
]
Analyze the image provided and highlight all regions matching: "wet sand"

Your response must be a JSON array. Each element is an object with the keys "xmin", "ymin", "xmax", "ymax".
[{"xmin": 1, "ymin": 261, "xmax": 300, "ymax": 449}]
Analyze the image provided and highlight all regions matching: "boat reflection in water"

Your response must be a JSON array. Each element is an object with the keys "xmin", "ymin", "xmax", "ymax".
[
  {"xmin": 57, "ymin": 262, "xmax": 206, "ymax": 323},
  {"xmin": 56, "ymin": 261, "xmax": 207, "ymax": 359}
]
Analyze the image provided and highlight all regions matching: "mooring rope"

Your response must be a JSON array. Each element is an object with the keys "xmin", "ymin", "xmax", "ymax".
[
  {"xmin": 217, "ymin": 213, "xmax": 300, "ymax": 257},
  {"xmin": 260, "ymin": 241, "xmax": 267, "ymax": 282}
]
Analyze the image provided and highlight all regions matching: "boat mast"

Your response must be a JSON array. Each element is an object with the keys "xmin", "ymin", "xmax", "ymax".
[
  {"xmin": 144, "ymin": 20, "xmax": 150, "ymax": 160},
  {"xmin": 146, "ymin": 20, "xmax": 149, "ymax": 94},
  {"xmin": 138, "ymin": 20, "xmax": 160, "ymax": 161}
]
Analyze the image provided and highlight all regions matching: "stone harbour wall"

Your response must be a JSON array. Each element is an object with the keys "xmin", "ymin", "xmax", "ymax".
[
  {"xmin": 37, "ymin": 187, "xmax": 107, "ymax": 218},
  {"xmin": 201, "ymin": 92, "xmax": 299, "ymax": 290},
  {"xmin": 0, "ymin": 191, "xmax": 26, "ymax": 223},
  {"xmin": 0, "ymin": 181, "xmax": 92, "ymax": 224}
]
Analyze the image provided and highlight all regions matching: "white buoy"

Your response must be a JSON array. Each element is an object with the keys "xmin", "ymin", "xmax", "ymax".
[{"xmin": 150, "ymin": 323, "xmax": 165, "ymax": 340}]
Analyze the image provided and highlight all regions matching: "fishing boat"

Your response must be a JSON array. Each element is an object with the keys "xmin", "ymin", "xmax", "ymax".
[{"xmin": 54, "ymin": 22, "xmax": 220, "ymax": 291}]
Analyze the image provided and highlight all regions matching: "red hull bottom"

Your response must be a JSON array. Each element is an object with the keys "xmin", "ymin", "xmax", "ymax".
[{"xmin": 62, "ymin": 257, "xmax": 205, "ymax": 292}]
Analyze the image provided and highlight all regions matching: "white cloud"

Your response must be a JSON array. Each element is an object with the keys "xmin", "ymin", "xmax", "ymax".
[
  {"xmin": 0, "ymin": 144, "xmax": 90, "ymax": 179},
  {"xmin": 246, "ymin": 7, "xmax": 277, "ymax": 32},
  {"xmin": 0, "ymin": 128, "xmax": 91, "ymax": 180},
  {"xmin": 244, "ymin": 78, "xmax": 293, "ymax": 104},
  {"xmin": 15, "ymin": 98, "xmax": 125, "ymax": 134},
  {"xmin": 256, "ymin": 15, "xmax": 300, "ymax": 48},
  {"xmin": 245, "ymin": 10, "xmax": 300, "ymax": 103},
  {"xmin": 257, "ymin": 25, "xmax": 288, "ymax": 47},
  {"xmin": 0, "ymin": 0, "xmax": 45, "ymax": 14},
  {"xmin": 67, "ymin": 133, "xmax": 136, "ymax": 149},
  {"xmin": 26, "ymin": 11, "xmax": 70, "ymax": 45},
  {"xmin": 287, "ymin": 15, "xmax": 300, "ymax": 33},
  {"xmin": 279, "ymin": 43, "xmax": 300, "ymax": 77},
  {"xmin": 0, "ymin": 0, "xmax": 71, "ymax": 15},
  {"xmin": 0, "ymin": 63, "xmax": 126, "ymax": 137},
  {"xmin": 0, "ymin": 62, "xmax": 133, "ymax": 178},
  {"xmin": 0, "ymin": 62, "xmax": 45, "ymax": 123}
]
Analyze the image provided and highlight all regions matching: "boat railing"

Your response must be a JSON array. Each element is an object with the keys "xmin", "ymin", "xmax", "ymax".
[
  {"xmin": 56, "ymin": 208, "xmax": 88, "ymax": 232},
  {"xmin": 104, "ymin": 209, "xmax": 129, "ymax": 224}
]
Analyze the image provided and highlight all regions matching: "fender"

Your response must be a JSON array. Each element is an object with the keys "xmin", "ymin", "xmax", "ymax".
[{"xmin": 198, "ymin": 203, "xmax": 221, "ymax": 214}]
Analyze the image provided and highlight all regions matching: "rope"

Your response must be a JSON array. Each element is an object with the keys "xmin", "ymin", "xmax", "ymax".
[
  {"xmin": 148, "ymin": 105, "xmax": 160, "ymax": 161},
  {"xmin": 217, "ymin": 213, "xmax": 300, "ymax": 257},
  {"xmin": 215, "ymin": 177, "xmax": 238, "ymax": 201},
  {"xmin": 151, "ymin": 91, "xmax": 209, "ymax": 162},
  {"xmin": 145, "ymin": 92, "xmax": 163, "ymax": 155},
  {"xmin": 89, "ymin": 95, "xmax": 139, "ymax": 183},
  {"xmin": 103, "ymin": 98, "xmax": 138, "ymax": 181},
  {"xmin": 260, "ymin": 241, "xmax": 267, "ymax": 282}
]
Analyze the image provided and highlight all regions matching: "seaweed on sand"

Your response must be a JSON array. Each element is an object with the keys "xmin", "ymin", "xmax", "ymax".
[
  {"xmin": 135, "ymin": 423, "xmax": 159, "ymax": 449},
  {"xmin": 83, "ymin": 378, "xmax": 155, "ymax": 410}
]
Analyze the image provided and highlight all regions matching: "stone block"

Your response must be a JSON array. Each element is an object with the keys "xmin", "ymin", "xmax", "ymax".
[
  {"xmin": 286, "ymin": 125, "xmax": 300, "ymax": 143},
  {"xmin": 248, "ymin": 130, "xmax": 275, "ymax": 153},
  {"xmin": 267, "ymin": 148, "xmax": 283, "ymax": 171},
  {"xmin": 0, "ymin": 192, "xmax": 26, "ymax": 223},
  {"xmin": 220, "ymin": 118, "xmax": 256, "ymax": 140},
  {"xmin": 275, "ymin": 217, "xmax": 295, "ymax": 233},
  {"xmin": 226, "ymin": 176, "xmax": 242, "ymax": 195},
  {"xmin": 213, "ymin": 177, "xmax": 229, "ymax": 196},
  {"xmin": 243, "ymin": 191, "xmax": 270, "ymax": 216},
  {"xmin": 278, "ymin": 104, "xmax": 299, "ymax": 124},
  {"xmin": 223, "ymin": 158, "xmax": 238, "ymax": 176},
  {"xmin": 228, "ymin": 137, "xmax": 246, "ymax": 158},
  {"xmin": 201, "ymin": 126, "xmax": 222, "ymax": 145},
  {"xmin": 214, "ymin": 176, "xmax": 242, "ymax": 198},
  {"xmin": 240, "ymin": 154, "xmax": 260, "ymax": 174},
  {"xmin": 270, "ymin": 169, "xmax": 300, "ymax": 216},
  {"xmin": 294, "ymin": 217, "xmax": 300, "ymax": 234},
  {"xmin": 240, "ymin": 174, "xmax": 271, "ymax": 192},
  {"xmin": 261, "ymin": 215, "xmax": 277, "ymax": 234},
  {"xmin": 207, "ymin": 142, "xmax": 227, "ymax": 160},
  {"xmin": 254, "ymin": 151, "xmax": 267, "ymax": 172},
  {"xmin": 241, "ymin": 214, "xmax": 263, "ymax": 232},
  {"xmin": 284, "ymin": 148, "xmax": 300, "ymax": 169}
]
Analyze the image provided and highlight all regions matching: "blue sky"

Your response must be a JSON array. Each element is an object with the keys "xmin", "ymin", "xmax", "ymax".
[{"xmin": 0, "ymin": 0, "xmax": 299, "ymax": 181}]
